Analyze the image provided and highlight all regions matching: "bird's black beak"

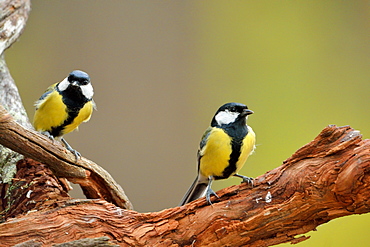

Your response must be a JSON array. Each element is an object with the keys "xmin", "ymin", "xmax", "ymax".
[
  {"xmin": 242, "ymin": 109, "xmax": 254, "ymax": 116},
  {"xmin": 70, "ymin": 81, "xmax": 79, "ymax": 87}
]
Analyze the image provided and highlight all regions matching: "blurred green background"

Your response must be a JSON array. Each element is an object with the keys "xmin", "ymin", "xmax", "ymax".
[{"xmin": 5, "ymin": 1, "xmax": 370, "ymax": 246}]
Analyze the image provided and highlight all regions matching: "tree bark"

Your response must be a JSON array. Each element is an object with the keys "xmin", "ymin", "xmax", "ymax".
[
  {"xmin": 0, "ymin": 0, "xmax": 133, "ymax": 234},
  {"xmin": 0, "ymin": 104, "xmax": 133, "ymax": 210},
  {"xmin": 0, "ymin": 125, "xmax": 369, "ymax": 246},
  {"xmin": 0, "ymin": 0, "xmax": 31, "ymax": 193},
  {"xmin": 1, "ymin": 1, "xmax": 370, "ymax": 246},
  {"xmin": 0, "ymin": 0, "xmax": 132, "ymax": 211}
]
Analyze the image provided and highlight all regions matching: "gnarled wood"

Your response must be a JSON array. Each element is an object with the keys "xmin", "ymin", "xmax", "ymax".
[
  {"xmin": 0, "ymin": 125, "xmax": 369, "ymax": 247},
  {"xmin": 0, "ymin": 0, "xmax": 31, "ymax": 126},
  {"xmin": 0, "ymin": 104, "xmax": 133, "ymax": 210},
  {"xmin": 0, "ymin": 158, "xmax": 70, "ymax": 220},
  {"xmin": 0, "ymin": 0, "xmax": 34, "ymax": 220},
  {"xmin": 0, "ymin": 0, "xmax": 132, "ymax": 212},
  {"xmin": 0, "ymin": 1, "xmax": 369, "ymax": 246}
]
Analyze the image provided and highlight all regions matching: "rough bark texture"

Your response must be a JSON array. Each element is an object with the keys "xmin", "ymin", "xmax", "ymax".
[
  {"xmin": 0, "ymin": 158, "xmax": 70, "ymax": 220},
  {"xmin": 1, "ymin": 1, "xmax": 370, "ymax": 246},
  {"xmin": 0, "ymin": 0, "xmax": 31, "ymax": 187},
  {"xmin": 0, "ymin": 104, "xmax": 133, "ymax": 210},
  {"xmin": 0, "ymin": 0, "xmax": 132, "ymax": 217},
  {"xmin": 0, "ymin": 125, "xmax": 369, "ymax": 247}
]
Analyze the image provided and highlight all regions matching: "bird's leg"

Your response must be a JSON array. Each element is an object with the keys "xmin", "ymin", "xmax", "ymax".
[
  {"xmin": 205, "ymin": 176, "xmax": 219, "ymax": 204},
  {"xmin": 40, "ymin": 131, "xmax": 54, "ymax": 142},
  {"xmin": 61, "ymin": 137, "xmax": 81, "ymax": 161},
  {"xmin": 234, "ymin": 173, "xmax": 254, "ymax": 187}
]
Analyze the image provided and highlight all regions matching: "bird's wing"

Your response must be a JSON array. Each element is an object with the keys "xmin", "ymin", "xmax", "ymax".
[
  {"xmin": 34, "ymin": 83, "xmax": 58, "ymax": 110},
  {"xmin": 198, "ymin": 126, "xmax": 213, "ymax": 158}
]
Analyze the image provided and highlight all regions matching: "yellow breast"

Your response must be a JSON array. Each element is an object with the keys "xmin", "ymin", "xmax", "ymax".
[
  {"xmin": 199, "ymin": 128, "xmax": 232, "ymax": 177},
  {"xmin": 199, "ymin": 126, "xmax": 256, "ymax": 178},
  {"xmin": 33, "ymin": 90, "xmax": 68, "ymax": 132},
  {"xmin": 33, "ymin": 89, "xmax": 94, "ymax": 136},
  {"xmin": 235, "ymin": 126, "xmax": 256, "ymax": 173},
  {"xmin": 62, "ymin": 101, "xmax": 94, "ymax": 134}
]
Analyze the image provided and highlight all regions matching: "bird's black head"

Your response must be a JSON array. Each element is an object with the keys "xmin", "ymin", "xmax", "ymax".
[
  {"xmin": 68, "ymin": 70, "xmax": 90, "ymax": 86},
  {"xmin": 57, "ymin": 70, "xmax": 94, "ymax": 100},
  {"xmin": 211, "ymin": 102, "xmax": 253, "ymax": 127}
]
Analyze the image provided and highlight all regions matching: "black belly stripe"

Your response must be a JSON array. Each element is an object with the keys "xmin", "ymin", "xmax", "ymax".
[
  {"xmin": 213, "ymin": 138, "xmax": 243, "ymax": 180},
  {"xmin": 50, "ymin": 109, "xmax": 80, "ymax": 137},
  {"xmin": 213, "ymin": 124, "xmax": 248, "ymax": 180},
  {"xmin": 224, "ymin": 138, "xmax": 243, "ymax": 178},
  {"xmin": 50, "ymin": 85, "xmax": 90, "ymax": 137}
]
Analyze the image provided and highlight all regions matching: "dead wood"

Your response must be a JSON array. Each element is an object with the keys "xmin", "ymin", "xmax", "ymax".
[
  {"xmin": 0, "ymin": 125, "xmax": 369, "ymax": 247},
  {"xmin": 0, "ymin": 0, "xmax": 132, "ymax": 219},
  {"xmin": 1, "ymin": 1, "xmax": 369, "ymax": 246},
  {"xmin": 0, "ymin": 0, "xmax": 32, "ymax": 127},
  {"xmin": 0, "ymin": 105, "xmax": 133, "ymax": 210}
]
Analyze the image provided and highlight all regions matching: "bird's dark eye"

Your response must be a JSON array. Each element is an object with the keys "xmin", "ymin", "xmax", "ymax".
[
  {"xmin": 79, "ymin": 79, "xmax": 89, "ymax": 85},
  {"xmin": 68, "ymin": 70, "xmax": 90, "ymax": 86}
]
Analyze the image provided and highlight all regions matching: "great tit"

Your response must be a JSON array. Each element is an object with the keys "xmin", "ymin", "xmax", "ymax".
[
  {"xmin": 33, "ymin": 70, "xmax": 95, "ymax": 160},
  {"xmin": 179, "ymin": 102, "xmax": 255, "ymax": 205}
]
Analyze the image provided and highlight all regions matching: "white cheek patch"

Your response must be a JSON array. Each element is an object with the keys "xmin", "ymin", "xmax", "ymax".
[
  {"xmin": 80, "ymin": 83, "xmax": 94, "ymax": 99},
  {"xmin": 57, "ymin": 77, "xmax": 69, "ymax": 91},
  {"xmin": 215, "ymin": 110, "xmax": 239, "ymax": 125}
]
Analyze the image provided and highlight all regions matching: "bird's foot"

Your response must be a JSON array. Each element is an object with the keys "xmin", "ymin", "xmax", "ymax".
[
  {"xmin": 205, "ymin": 186, "xmax": 219, "ymax": 205},
  {"xmin": 40, "ymin": 131, "xmax": 55, "ymax": 142},
  {"xmin": 234, "ymin": 174, "xmax": 254, "ymax": 187},
  {"xmin": 69, "ymin": 149, "xmax": 81, "ymax": 161},
  {"xmin": 61, "ymin": 138, "xmax": 81, "ymax": 161}
]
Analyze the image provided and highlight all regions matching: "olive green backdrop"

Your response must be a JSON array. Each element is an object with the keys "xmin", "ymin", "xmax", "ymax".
[{"xmin": 6, "ymin": 1, "xmax": 369, "ymax": 246}]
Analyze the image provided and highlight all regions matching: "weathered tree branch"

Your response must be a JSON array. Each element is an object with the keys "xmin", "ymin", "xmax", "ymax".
[
  {"xmin": 0, "ymin": 0, "xmax": 132, "ymax": 211},
  {"xmin": 0, "ymin": 0, "xmax": 31, "ymax": 187},
  {"xmin": 0, "ymin": 125, "xmax": 369, "ymax": 246},
  {"xmin": 0, "ymin": 0, "xmax": 31, "ymax": 57},
  {"xmin": 1, "ymin": 1, "xmax": 369, "ymax": 246},
  {"xmin": 0, "ymin": 104, "xmax": 133, "ymax": 210}
]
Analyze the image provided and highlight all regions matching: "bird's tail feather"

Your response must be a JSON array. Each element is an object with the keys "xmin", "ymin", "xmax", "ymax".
[{"xmin": 179, "ymin": 175, "xmax": 208, "ymax": 206}]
